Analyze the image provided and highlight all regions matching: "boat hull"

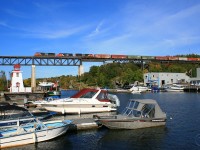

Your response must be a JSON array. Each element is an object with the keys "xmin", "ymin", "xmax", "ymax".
[
  {"xmin": 42, "ymin": 103, "xmax": 116, "ymax": 114},
  {"xmin": 99, "ymin": 119, "xmax": 166, "ymax": 129},
  {"xmin": 0, "ymin": 122, "xmax": 69, "ymax": 149}
]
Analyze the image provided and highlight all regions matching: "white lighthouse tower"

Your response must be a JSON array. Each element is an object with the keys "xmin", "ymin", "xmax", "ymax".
[{"xmin": 10, "ymin": 64, "xmax": 31, "ymax": 93}]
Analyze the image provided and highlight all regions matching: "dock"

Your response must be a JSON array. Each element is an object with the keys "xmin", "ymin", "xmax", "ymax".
[
  {"xmin": 30, "ymin": 108, "xmax": 101, "ymax": 132},
  {"xmin": 68, "ymin": 118, "xmax": 99, "ymax": 131},
  {"xmin": 184, "ymin": 86, "xmax": 200, "ymax": 92}
]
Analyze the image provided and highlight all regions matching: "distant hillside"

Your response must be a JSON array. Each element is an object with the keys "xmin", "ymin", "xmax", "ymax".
[
  {"xmin": 23, "ymin": 61, "xmax": 200, "ymax": 90},
  {"xmin": 1, "ymin": 58, "xmax": 200, "ymax": 91}
]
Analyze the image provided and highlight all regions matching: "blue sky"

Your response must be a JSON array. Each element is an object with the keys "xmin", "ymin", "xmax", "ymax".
[{"xmin": 1, "ymin": 0, "xmax": 200, "ymax": 79}]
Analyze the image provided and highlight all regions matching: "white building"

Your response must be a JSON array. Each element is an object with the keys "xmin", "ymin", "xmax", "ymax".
[
  {"xmin": 189, "ymin": 68, "xmax": 200, "ymax": 86},
  {"xmin": 144, "ymin": 72, "xmax": 190, "ymax": 88},
  {"xmin": 10, "ymin": 64, "xmax": 32, "ymax": 93}
]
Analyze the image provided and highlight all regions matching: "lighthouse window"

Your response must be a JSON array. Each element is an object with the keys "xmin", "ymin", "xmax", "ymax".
[{"xmin": 16, "ymin": 73, "xmax": 19, "ymax": 77}]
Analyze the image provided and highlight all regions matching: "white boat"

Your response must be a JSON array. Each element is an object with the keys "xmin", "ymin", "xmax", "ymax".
[
  {"xmin": 0, "ymin": 119, "xmax": 72, "ymax": 149},
  {"xmin": 129, "ymin": 85, "xmax": 149, "ymax": 93},
  {"xmin": 93, "ymin": 99, "xmax": 167, "ymax": 129},
  {"xmin": 38, "ymin": 82, "xmax": 54, "ymax": 87},
  {"xmin": 40, "ymin": 88, "xmax": 120, "ymax": 114},
  {"xmin": 0, "ymin": 103, "xmax": 56, "ymax": 129},
  {"xmin": 165, "ymin": 84, "xmax": 185, "ymax": 92}
]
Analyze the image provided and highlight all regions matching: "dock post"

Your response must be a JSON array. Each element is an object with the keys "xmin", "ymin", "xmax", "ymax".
[{"xmin": 31, "ymin": 65, "xmax": 36, "ymax": 92}]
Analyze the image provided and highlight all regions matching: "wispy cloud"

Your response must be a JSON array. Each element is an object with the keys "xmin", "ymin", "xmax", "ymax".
[
  {"xmin": 22, "ymin": 25, "xmax": 89, "ymax": 39},
  {"xmin": 0, "ymin": 21, "xmax": 16, "ymax": 29},
  {"xmin": 4, "ymin": 9, "xmax": 27, "ymax": 18},
  {"xmin": 87, "ymin": 20, "xmax": 104, "ymax": 38},
  {"xmin": 0, "ymin": 21, "xmax": 8, "ymax": 27}
]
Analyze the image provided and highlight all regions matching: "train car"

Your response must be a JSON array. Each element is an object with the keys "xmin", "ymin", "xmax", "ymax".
[
  {"xmin": 142, "ymin": 56, "xmax": 155, "ymax": 60},
  {"xmin": 155, "ymin": 56, "xmax": 169, "ymax": 60},
  {"xmin": 34, "ymin": 52, "xmax": 55, "ymax": 57},
  {"xmin": 127, "ymin": 55, "xmax": 142, "ymax": 59},
  {"xmin": 187, "ymin": 57, "xmax": 199, "ymax": 61},
  {"xmin": 34, "ymin": 52, "xmax": 45, "ymax": 56},
  {"xmin": 47, "ymin": 53, "xmax": 56, "ymax": 56},
  {"xmin": 168, "ymin": 56, "xmax": 179, "ymax": 60},
  {"xmin": 178, "ymin": 57, "xmax": 187, "ymax": 61},
  {"xmin": 56, "ymin": 53, "xmax": 73, "ymax": 57},
  {"xmin": 82, "ymin": 54, "xmax": 94, "ymax": 58},
  {"xmin": 94, "ymin": 54, "xmax": 111, "ymax": 59},
  {"xmin": 74, "ymin": 53, "xmax": 83, "ymax": 57},
  {"xmin": 111, "ymin": 55, "xmax": 127, "ymax": 59}
]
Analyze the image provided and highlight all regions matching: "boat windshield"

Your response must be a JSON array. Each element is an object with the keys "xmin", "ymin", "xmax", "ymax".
[
  {"xmin": 97, "ymin": 92, "xmax": 107, "ymax": 100},
  {"xmin": 123, "ymin": 109, "xmax": 141, "ymax": 117},
  {"xmin": 122, "ymin": 100, "xmax": 156, "ymax": 118},
  {"xmin": 141, "ymin": 104, "xmax": 155, "ymax": 118},
  {"xmin": 80, "ymin": 91, "xmax": 97, "ymax": 98},
  {"xmin": 122, "ymin": 100, "xmax": 141, "ymax": 117}
]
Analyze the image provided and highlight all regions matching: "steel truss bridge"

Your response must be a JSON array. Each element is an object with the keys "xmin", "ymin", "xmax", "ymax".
[{"xmin": 0, "ymin": 56, "xmax": 199, "ymax": 66}]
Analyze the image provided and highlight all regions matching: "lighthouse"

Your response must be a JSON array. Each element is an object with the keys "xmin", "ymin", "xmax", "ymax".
[{"xmin": 10, "ymin": 64, "xmax": 31, "ymax": 93}]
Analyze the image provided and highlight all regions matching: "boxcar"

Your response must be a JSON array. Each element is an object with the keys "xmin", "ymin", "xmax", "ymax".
[
  {"xmin": 142, "ymin": 56, "xmax": 155, "ymax": 60},
  {"xmin": 75, "ymin": 53, "xmax": 83, "ymax": 57},
  {"xmin": 56, "ymin": 53, "xmax": 73, "ymax": 57},
  {"xmin": 94, "ymin": 54, "xmax": 111, "ymax": 58},
  {"xmin": 155, "ymin": 56, "xmax": 169, "ymax": 60},
  {"xmin": 82, "ymin": 54, "xmax": 94, "ymax": 58},
  {"xmin": 187, "ymin": 57, "xmax": 199, "ymax": 61},
  {"xmin": 34, "ymin": 52, "xmax": 55, "ymax": 57},
  {"xmin": 111, "ymin": 55, "xmax": 127, "ymax": 59},
  {"xmin": 47, "ymin": 53, "xmax": 56, "ymax": 56},
  {"xmin": 178, "ymin": 57, "xmax": 188, "ymax": 61},
  {"xmin": 168, "ymin": 56, "xmax": 179, "ymax": 60},
  {"xmin": 127, "ymin": 55, "xmax": 142, "ymax": 59}
]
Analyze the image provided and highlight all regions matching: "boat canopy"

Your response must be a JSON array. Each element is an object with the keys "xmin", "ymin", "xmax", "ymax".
[
  {"xmin": 0, "ymin": 105, "xmax": 33, "ymax": 120},
  {"xmin": 122, "ymin": 99, "xmax": 166, "ymax": 119}
]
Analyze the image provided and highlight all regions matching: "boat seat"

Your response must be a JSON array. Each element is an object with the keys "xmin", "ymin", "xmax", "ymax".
[{"xmin": 16, "ymin": 126, "xmax": 27, "ymax": 134}]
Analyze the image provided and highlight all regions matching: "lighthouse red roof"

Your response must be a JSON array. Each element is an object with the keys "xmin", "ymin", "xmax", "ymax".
[{"xmin": 14, "ymin": 64, "xmax": 21, "ymax": 71}]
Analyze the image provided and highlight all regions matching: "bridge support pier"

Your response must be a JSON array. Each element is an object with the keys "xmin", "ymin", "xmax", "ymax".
[
  {"xmin": 31, "ymin": 65, "xmax": 36, "ymax": 92},
  {"xmin": 78, "ymin": 64, "xmax": 84, "ymax": 76}
]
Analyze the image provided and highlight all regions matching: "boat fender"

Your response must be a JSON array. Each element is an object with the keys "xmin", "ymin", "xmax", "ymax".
[
  {"xmin": 62, "ymin": 109, "xmax": 65, "ymax": 115},
  {"xmin": 32, "ymin": 132, "xmax": 36, "ymax": 143},
  {"xmin": 78, "ymin": 109, "xmax": 81, "ymax": 115}
]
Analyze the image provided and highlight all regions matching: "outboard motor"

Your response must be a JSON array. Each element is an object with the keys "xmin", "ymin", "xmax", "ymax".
[{"xmin": 107, "ymin": 94, "xmax": 120, "ymax": 107}]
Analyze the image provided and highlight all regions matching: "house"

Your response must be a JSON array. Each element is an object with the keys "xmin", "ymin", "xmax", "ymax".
[
  {"xmin": 189, "ymin": 68, "xmax": 200, "ymax": 86},
  {"xmin": 144, "ymin": 72, "xmax": 190, "ymax": 88}
]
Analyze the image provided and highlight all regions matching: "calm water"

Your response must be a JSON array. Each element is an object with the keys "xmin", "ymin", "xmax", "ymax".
[{"xmin": 5, "ymin": 92, "xmax": 200, "ymax": 150}]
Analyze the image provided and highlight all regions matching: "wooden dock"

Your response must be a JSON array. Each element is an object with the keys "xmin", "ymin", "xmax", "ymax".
[
  {"xmin": 31, "ymin": 109, "xmax": 100, "ymax": 131},
  {"xmin": 184, "ymin": 86, "xmax": 200, "ymax": 92}
]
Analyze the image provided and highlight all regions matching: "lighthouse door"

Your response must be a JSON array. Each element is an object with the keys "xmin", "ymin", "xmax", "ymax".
[{"xmin": 16, "ymin": 82, "xmax": 20, "ymax": 92}]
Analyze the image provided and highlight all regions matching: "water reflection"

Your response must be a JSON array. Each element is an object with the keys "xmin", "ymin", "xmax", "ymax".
[{"xmin": 98, "ymin": 127, "xmax": 167, "ymax": 150}]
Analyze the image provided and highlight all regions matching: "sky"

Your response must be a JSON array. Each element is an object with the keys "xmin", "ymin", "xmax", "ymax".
[{"xmin": 0, "ymin": 0, "xmax": 200, "ymax": 79}]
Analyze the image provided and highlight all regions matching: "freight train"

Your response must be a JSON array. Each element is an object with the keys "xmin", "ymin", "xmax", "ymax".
[{"xmin": 34, "ymin": 52, "xmax": 200, "ymax": 62}]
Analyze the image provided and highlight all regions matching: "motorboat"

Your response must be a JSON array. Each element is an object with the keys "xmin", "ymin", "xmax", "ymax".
[
  {"xmin": 0, "ymin": 103, "xmax": 56, "ymax": 129},
  {"xmin": 165, "ymin": 84, "xmax": 185, "ymax": 92},
  {"xmin": 40, "ymin": 88, "xmax": 120, "ymax": 114},
  {"xmin": 0, "ymin": 118, "xmax": 72, "ymax": 148},
  {"xmin": 129, "ymin": 85, "xmax": 149, "ymax": 93},
  {"xmin": 93, "ymin": 99, "xmax": 166, "ymax": 129}
]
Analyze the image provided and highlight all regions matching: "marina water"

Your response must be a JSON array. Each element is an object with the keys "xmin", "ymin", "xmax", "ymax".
[{"xmin": 6, "ymin": 91, "xmax": 200, "ymax": 150}]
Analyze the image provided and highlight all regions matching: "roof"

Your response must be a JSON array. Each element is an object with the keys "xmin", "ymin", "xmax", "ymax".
[{"xmin": 129, "ymin": 99, "xmax": 158, "ymax": 104}]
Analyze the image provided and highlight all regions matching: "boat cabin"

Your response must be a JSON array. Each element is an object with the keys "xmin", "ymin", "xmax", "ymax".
[{"xmin": 122, "ymin": 99, "xmax": 166, "ymax": 119}]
